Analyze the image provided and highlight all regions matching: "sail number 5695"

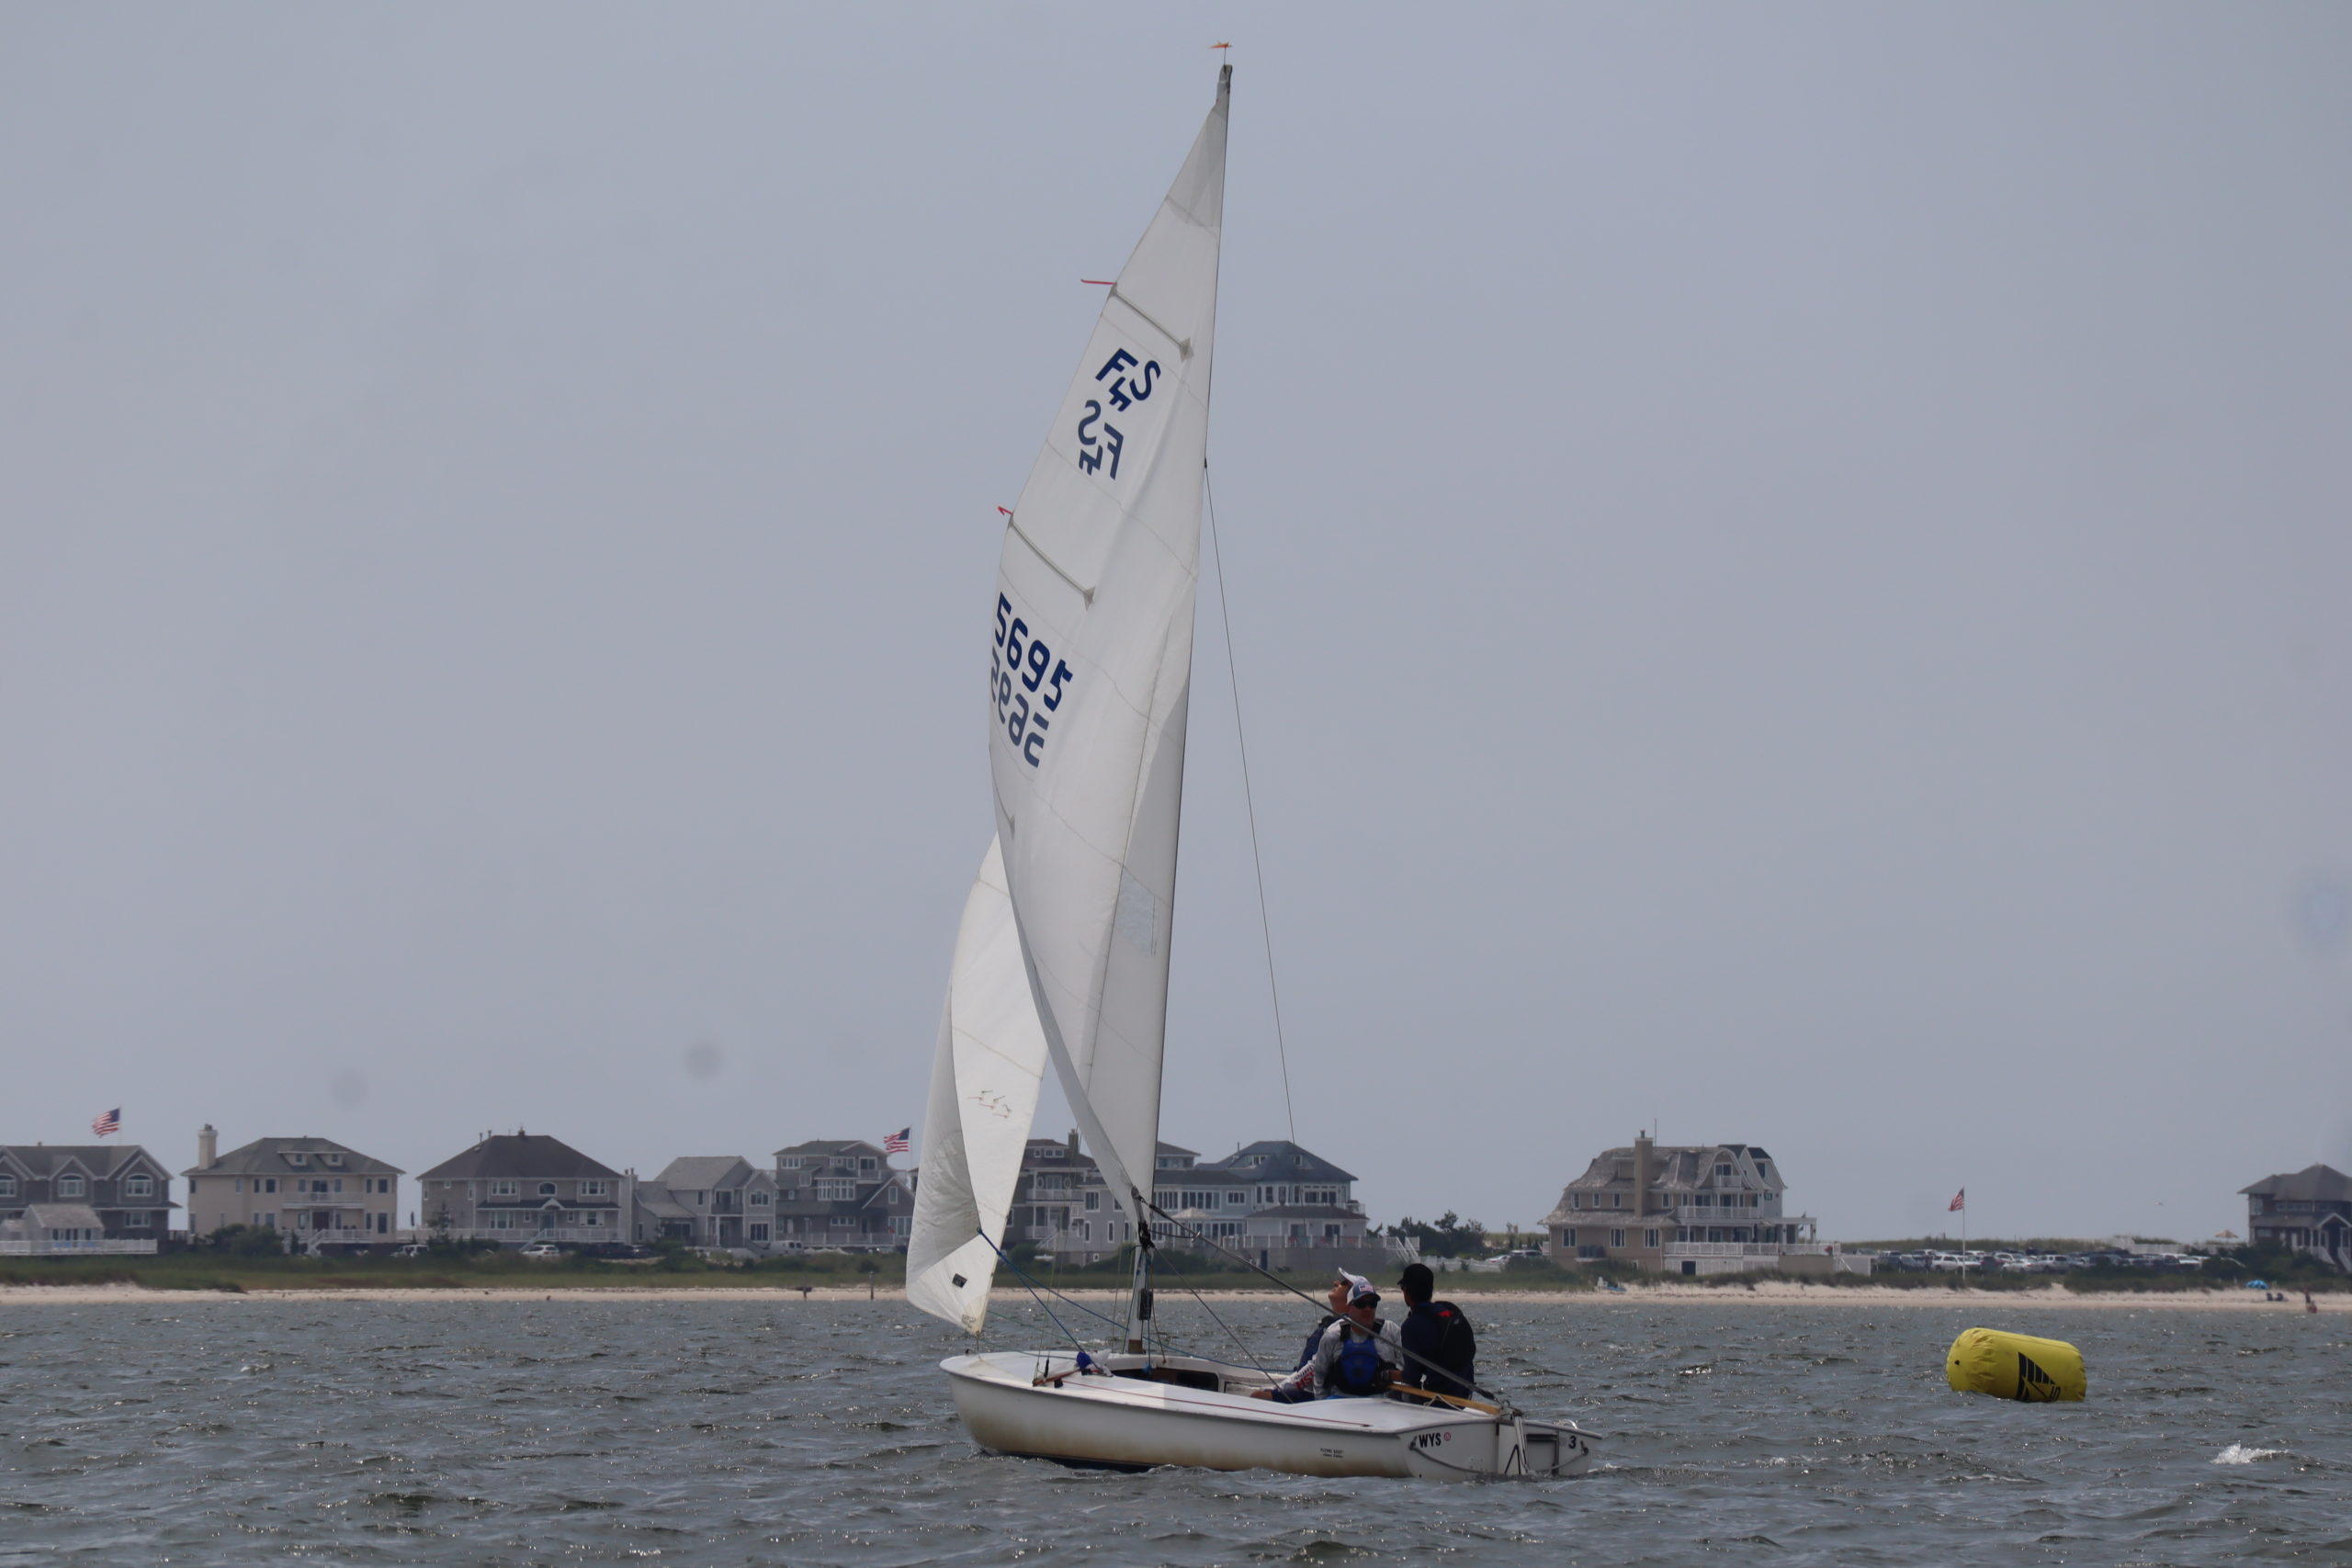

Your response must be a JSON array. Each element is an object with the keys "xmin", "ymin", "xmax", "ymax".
[{"xmin": 993, "ymin": 593, "xmax": 1074, "ymax": 767}]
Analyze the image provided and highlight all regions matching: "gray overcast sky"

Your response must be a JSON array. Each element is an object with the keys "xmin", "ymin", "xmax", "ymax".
[{"xmin": 4, "ymin": 5, "xmax": 2346, "ymax": 1244}]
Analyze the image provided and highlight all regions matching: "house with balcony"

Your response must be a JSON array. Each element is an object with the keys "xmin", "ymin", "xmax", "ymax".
[
  {"xmin": 2241, "ymin": 1164, "xmax": 2352, "ymax": 1271},
  {"xmin": 180, "ymin": 1125, "xmax": 401, "ymax": 1252},
  {"xmin": 0, "ymin": 1142, "xmax": 177, "ymax": 1255},
  {"xmin": 638, "ymin": 1156, "xmax": 780, "ymax": 1251},
  {"xmin": 1006, "ymin": 1134, "xmax": 1394, "ymax": 1273},
  {"xmin": 771, "ymin": 1139, "xmax": 911, "ymax": 1251},
  {"xmin": 416, "ymin": 1132, "xmax": 631, "ymax": 1248},
  {"xmin": 1543, "ymin": 1134, "xmax": 1851, "ymax": 1276}
]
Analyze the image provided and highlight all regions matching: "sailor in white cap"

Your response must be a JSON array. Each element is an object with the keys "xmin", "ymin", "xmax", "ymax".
[{"xmin": 1260, "ymin": 1270, "xmax": 1376, "ymax": 1403}]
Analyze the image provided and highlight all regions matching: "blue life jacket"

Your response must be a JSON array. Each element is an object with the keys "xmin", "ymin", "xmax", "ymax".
[{"xmin": 1328, "ymin": 1325, "xmax": 1385, "ymax": 1397}]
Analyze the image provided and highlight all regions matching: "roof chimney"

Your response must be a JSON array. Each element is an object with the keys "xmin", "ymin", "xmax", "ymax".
[
  {"xmin": 1067, "ymin": 1128, "xmax": 1080, "ymax": 1161},
  {"xmin": 1633, "ymin": 1131, "xmax": 1654, "ymax": 1219},
  {"xmin": 198, "ymin": 1123, "xmax": 218, "ymax": 1168}
]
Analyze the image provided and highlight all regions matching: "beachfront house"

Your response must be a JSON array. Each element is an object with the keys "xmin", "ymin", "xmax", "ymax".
[
  {"xmin": 416, "ymin": 1133, "xmax": 631, "ymax": 1249},
  {"xmin": 0, "ymin": 1142, "xmax": 177, "ymax": 1255},
  {"xmin": 2240, "ymin": 1164, "xmax": 2352, "ymax": 1271},
  {"xmin": 1008, "ymin": 1134, "xmax": 1394, "ymax": 1274},
  {"xmin": 772, "ymin": 1140, "xmax": 912, "ymax": 1252},
  {"xmin": 181, "ymin": 1125, "xmax": 401, "ymax": 1252},
  {"xmin": 1542, "ymin": 1134, "xmax": 1855, "ymax": 1276},
  {"xmin": 639, "ymin": 1156, "xmax": 780, "ymax": 1252}
]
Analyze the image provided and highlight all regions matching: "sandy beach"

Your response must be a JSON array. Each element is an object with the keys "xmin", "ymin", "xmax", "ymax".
[{"xmin": 1, "ymin": 1280, "xmax": 2337, "ymax": 1309}]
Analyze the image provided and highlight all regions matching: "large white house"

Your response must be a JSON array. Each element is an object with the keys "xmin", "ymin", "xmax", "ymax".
[{"xmin": 1542, "ymin": 1134, "xmax": 1861, "ymax": 1276}]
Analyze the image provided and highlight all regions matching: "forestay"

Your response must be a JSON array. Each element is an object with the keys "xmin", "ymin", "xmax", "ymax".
[
  {"xmin": 985, "ymin": 67, "xmax": 1229, "ymax": 1226},
  {"xmin": 907, "ymin": 838, "xmax": 1050, "ymax": 1333}
]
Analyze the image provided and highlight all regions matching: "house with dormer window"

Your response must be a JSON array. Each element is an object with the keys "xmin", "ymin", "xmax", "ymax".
[
  {"xmin": 1543, "ymin": 1134, "xmax": 1845, "ymax": 1275},
  {"xmin": 181, "ymin": 1124, "xmax": 402, "ymax": 1252},
  {"xmin": 416, "ymin": 1133, "xmax": 631, "ymax": 1248},
  {"xmin": 1001, "ymin": 1134, "xmax": 1392, "ymax": 1273},
  {"xmin": 0, "ymin": 1142, "xmax": 177, "ymax": 1254},
  {"xmin": 769, "ymin": 1140, "xmax": 910, "ymax": 1252}
]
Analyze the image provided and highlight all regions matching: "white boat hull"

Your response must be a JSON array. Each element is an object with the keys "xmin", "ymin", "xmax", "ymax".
[{"xmin": 944, "ymin": 1351, "xmax": 1598, "ymax": 1481}]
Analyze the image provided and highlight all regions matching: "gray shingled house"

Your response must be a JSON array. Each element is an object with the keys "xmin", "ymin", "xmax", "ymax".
[
  {"xmin": 639, "ymin": 1156, "xmax": 779, "ymax": 1251},
  {"xmin": 0, "ymin": 1142, "xmax": 177, "ymax": 1254},
  {"xmin": 773, "ymin": 1139, "xmax": 911, "ymax": 1252},
  {"xmin": 415, "ymin": 1133, "xmax": 631, "ymax": 1249},
  {"xmin": 2241, "ymin": 1164, "xmax": 2352, "ymax": 1270}
]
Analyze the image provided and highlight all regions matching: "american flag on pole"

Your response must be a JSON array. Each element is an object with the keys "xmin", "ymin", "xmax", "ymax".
[
  {"xmin": 1948, "ymin": 1188, "xmax": 1966, "ymax": 1213},
  {"xmin": 92, "ymin": 1108, "xmax": 121, "ymax": 1137},
  {"xmin": 883, "ymin": 1127, "xmax": 910, "ymax": 1156}
]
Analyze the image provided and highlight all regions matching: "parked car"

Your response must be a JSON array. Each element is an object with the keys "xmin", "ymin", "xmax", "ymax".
[
  {"xmin": 518, "ymin": 1242, "xmax": 564, "ymax": 1259},
  {"xmin": 392, "ymin": 1243, "xmax": 429, "ymax": 1258}
]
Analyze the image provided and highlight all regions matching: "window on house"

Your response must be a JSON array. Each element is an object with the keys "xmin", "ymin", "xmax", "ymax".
[
  {"xmin": 1611, "ymin": 1229, "xmax": 1626, "ymax": 1248},
  {"xmin": 59, "ymin": 1175, "xmax": 85, "ymax": 1197},
  {"xmin": 750, "ymin": 1190, "xmax": 770, "ymax": 1205},
  {"xmin": 0, "ymin": 1177, "xmax": 14, "ymax": 1197},
  {"xmin": 814, "ymin": 1179, "xmax": 855, "ymax": 1201},
  {"xmin": 582, "ymin": 1180, "xmax": 609, "ymax": 1197},
  {"xmin": 491, "ymin": 1213, "xmax": 514, "ymax": 1229},
  {"xmin": 538, "ymin": 1183, "xmax": 558, "ymax": 1196},
  {"xmin": 859, "ymin": 1158, "xmax": 876, "ymax": 1174},
  {"xmin": 376, "ymin": 1213, "xmax": 389, "ymax": 1234},
  {"xmin": 750, "ymin": 1223, "xmax": 771, "ymax": 1242},
  {"xmin": 322, "ymin": 1153, "xmax": 344, "ymax": 1167},
  {"xmin": 1226, "ymin": 1192, "xmax": 1244, "ymax": 1206},
  {"xmin": 491, "ymin": 1180, "xmax": 517, "ymax": 1196},
  {"xmin": 830, "ymin": 1216, "xmax": 854, "ymax": 1228},
  {"xmin": 288, "ymin": 1152, "xmax": 309, "ymax": 1167},
  {"xmin": 779, "ymin": 1156, "xmax": 805, "ymax": 1169},
  {"xmin": 126, "ymin": 1174, "xmax": 154, "ymax": 1198},
  {"xmin": 1564, "ymin": 1228, "xmax": 1577, "ymax": 1246},
  {"xmin": 1611, "ymin": 1192, "xmax": 1622, "ymax": 1208},
  {"xmin": 262, "ymin": 1179, "xmax": 277, "ymax": 1194},
  {"xmin": 1716, "ymin": 1164, "xmax": 1732, "ymax": 1178},
  {"xmin": 1645, "ymin": 1229, "xmax": 1660, "ymax": 1249}
]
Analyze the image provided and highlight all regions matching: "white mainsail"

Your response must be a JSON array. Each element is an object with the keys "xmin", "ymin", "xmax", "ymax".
[
  {"xmin": 987, "ymin": 67, "xmax": 1229, "ymax": 1228},
  {"xmin": 906, "ymin": 837, "xmax": 1050, "ymax": 1333}
]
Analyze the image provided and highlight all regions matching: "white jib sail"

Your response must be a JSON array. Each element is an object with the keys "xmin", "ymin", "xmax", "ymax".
[
  {"xmin": 907, "ymin": 836, "xmax": 1050, "ymax": 1333},
  {"xmin": 988, "ymin": 67, "xmax": 1228, "ymax": 1227}
]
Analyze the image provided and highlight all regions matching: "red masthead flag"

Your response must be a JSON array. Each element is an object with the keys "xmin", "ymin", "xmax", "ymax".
[
  {"xmin": 1949, "ymin": 1188, "xmax": 1966, "ymax": 1213},
  {"xmin": 92, "ymin": 1109, "xmax": 121, "ymax": 1137}
]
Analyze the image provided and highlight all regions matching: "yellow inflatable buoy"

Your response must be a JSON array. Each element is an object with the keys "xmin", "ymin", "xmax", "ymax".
[{"xmin": 1945, "ymin": 1326, "xmax": 2086, "ymax": 1402}]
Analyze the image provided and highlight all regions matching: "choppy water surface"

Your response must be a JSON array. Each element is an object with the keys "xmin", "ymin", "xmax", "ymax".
[{"xmin": 1, "ymin": 1295, "xmax": 2346, "ymax": 1565}]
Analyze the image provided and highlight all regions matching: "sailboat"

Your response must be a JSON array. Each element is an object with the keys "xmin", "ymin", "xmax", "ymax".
[{"xmin": 906, "ymin": 64, "xmax": 1596, "ymax": 1482}]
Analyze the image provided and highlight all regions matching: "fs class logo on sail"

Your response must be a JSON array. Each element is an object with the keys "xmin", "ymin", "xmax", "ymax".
[
  {"xmin": 992, "ymin": 592, "xmax": 1074, "ymax": 767},
  {"xmin": 1074, "ymin": 347, "xmax": 1159, "ymax": 481}
]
